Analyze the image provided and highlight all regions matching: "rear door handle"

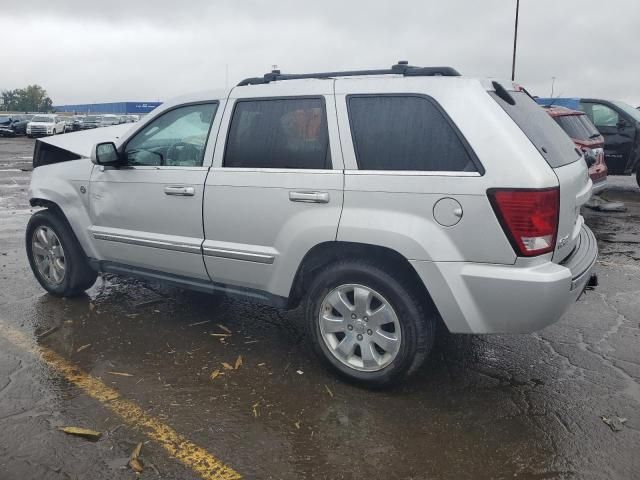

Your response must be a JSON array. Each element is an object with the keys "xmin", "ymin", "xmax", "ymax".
[
  {"xmin": 289, "ymin": 191, "xmax": 330, "ymax": 203},
  {"xmin": 164, "ymin": 185, "xmax": 195, "ymax": 196}
]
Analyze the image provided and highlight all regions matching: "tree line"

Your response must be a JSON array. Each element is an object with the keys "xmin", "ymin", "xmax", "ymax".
[{"xmin": 1, "ymin": 85, "xmax": 53, "ymax": 112}]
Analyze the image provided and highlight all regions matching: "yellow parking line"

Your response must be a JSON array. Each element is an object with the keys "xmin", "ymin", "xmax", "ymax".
[{"xmin": 0, "ymin": 321, "xmax": 241, "ymax": 480}]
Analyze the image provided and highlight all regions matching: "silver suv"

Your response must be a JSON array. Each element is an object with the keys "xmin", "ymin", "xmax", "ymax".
[{"xmin": 26, "ymin": 63, "xmax": 597, "ymax": 386}]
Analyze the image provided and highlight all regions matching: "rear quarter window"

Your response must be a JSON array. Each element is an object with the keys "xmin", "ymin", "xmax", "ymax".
[
  {"xmin": 490, "ymin": 90, "xmax": 581, "ymax": 168},
  {"xmin": 347, "ymin": 95, "xmax": 479, "ymax": 172}
]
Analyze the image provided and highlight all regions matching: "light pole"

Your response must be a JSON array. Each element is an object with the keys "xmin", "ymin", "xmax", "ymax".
[{"xmin": 511, "ymin": 0, "xmax": 520, "ymax": 81}]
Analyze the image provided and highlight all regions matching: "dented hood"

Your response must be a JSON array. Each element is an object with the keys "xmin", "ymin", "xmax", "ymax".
[{"xmin": 33, "ymin": 124, "xmax": 134, "ymax": 168}]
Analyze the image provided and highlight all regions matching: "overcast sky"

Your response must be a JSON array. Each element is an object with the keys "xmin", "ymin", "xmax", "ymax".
[{"xmin": 3, "ymin": 0, "xmax": 639, "ymax": 106}]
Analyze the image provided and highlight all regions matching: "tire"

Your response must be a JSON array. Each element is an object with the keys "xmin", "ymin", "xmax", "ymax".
[
  {"xmin": 26, "ymin": 210, "xmax": 97, "ymax": 297},
  {"xmin": 304, "ymin": 259, "xmax": 435, "ymax": 388}
]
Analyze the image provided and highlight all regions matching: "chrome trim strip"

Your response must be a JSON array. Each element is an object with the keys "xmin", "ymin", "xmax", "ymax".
[
  {"xmin": 345, "ymin": 170, "xmax": 481, "ymax": 177},
  {"xmin": 212, "ymin": 167, "xmax": 341, "ymax": 174},
  {"xmin": 92, "ymin": 232, "xmax": 202, "ymax": 254},
  {"xmin": 202, "ymin": 246, "xmax": 275, "ymax": 264}
]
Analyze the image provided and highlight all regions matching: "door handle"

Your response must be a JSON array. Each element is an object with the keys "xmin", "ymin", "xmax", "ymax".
[
  {"xmin": 164, "ymin": 185, "xmax": 195, "ymax": 196},
  {"xmin": 289, "ymin": 191, "xmax": 330, "ymax": 203}
]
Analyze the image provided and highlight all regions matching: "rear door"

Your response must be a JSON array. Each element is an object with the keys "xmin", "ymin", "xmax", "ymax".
[
  {"xmin": 581, "ymin": 101, "xmax": 635, "ymax": 174},
  {"xmin": 202, "ymin": 83, "xmax": 343, "ymax": 299}
]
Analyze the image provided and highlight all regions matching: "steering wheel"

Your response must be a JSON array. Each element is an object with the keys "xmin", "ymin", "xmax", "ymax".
[{"xmin": 166, "ymin": 142, "xmax": 201, "ymax": 166}]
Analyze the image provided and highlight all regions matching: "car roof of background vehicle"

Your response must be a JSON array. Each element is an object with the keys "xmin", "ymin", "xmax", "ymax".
[
  {"xmin": 542, "ymin": 105, "xmax": 585, "ymax": 117},
  {"xmin": 535, "ymin": 97, "xmax": 581, "ymax": 110}
]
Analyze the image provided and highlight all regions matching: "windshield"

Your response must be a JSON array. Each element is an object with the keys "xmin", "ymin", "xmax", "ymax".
[
  {"xmin": 0, "ymin": 116, "xmax": 11, "ymax": 124},
  {"xmin": 31, "ymin": 116, "xmax": 53, "ymax": 123},
  {"xmin": 554, "ymin": 114, "xmax": 600, "ymax": 141},
  {"xmin": 612, "ymin": 101, "xmax": 640, "ymax": 123},
  {"xmin": 85, "ymin": 116, "xmax": 101, "ymax": 122}
]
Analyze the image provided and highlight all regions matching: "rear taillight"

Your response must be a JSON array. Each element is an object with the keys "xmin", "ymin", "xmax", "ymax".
[{"xmin": 488, "ymin": 188, "xmax": 559, "ymax": 257}]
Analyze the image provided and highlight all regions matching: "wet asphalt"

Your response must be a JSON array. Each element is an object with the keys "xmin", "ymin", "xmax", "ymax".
[{"xmin": 0, "ymin": 136, "xmax": 638, "ymax": 479}]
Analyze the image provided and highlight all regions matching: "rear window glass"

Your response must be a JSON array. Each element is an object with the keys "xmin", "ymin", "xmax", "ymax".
[
  {"xmin": 347, "ymin": 95, "xmax": 477, "ymax": 172},
  {"xmin": 490, "ymin": 90, "xmax": 581, "ymax": 168},
  {"xmin": 553, "ymin": 114, "xmax": 600, "ymax": 141}
]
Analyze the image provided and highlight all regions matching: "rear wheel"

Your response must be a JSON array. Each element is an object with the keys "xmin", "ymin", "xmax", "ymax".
[
  {"xmin": 26, "ymin": 210, "xmax": 97, "ymax": 297},
  {"xmin": 305, "ymin": 260, "xmax": 435, "ymax": 387}
]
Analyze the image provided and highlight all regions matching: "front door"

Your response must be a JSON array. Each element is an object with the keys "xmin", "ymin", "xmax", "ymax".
[
  {"xmin": 581, "ymin": 101, "xmax": 635, "ymax": 174},
  {"xmin": 89, "ymin": 102, "xmax": 221, "ymax": 280}
]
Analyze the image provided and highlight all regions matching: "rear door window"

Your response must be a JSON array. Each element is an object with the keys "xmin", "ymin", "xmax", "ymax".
[
  {"xmin": 224, "ymin": 98, "xmax": 331, "ymax": 169},
  {"xmin": 490, "ymin": 90, "xmax": 581, "ymax": 168},
  {"xmin": 347, "ymin": 95, "xmax": 478, "ymax": 172}
]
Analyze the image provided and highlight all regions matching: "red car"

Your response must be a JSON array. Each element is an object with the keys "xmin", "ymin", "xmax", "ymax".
[{"xmin": 544, "ymin": 106, "xmax": 607, "ymax": 193}]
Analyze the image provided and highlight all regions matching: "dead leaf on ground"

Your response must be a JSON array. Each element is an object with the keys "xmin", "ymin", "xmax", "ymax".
[
  {"xmin": 76, "ymin": 344, "xmax": 91, "ymax": 353},
  {"xmin": 217, "ymin": 324, "xmax": 232, "ymax": 334},
  {"xmin": 601, "ymin": 415, "xmax": 627, "ymax": 432},
  {"xmin": 222, "ymin": 362, "xmax": 234, "ymax": 370},
  {"xmin": 235, "ymin": 355, "xmax": 243, "ymax": 370},
  {"xmin": 89, "ymin": 303, "xmax": 95, "ymax": 311},
  {"xmin": 209, "ymin": 333, "xmax": 231, "ymax": 337},
  {"xmin": 210, "ymin": 369, "xmax": 221, "ymax": 380},
  {"xmin": 128, "ymin": 442, "xmax": 144, "ymax": 473},
  {"xmin": 107, "ymin": 371, "xmax": 134, "ymax": 377},
  {"xmin": 324, "ymin": 384, "xmax": 334, "ymax": 398},
  {"xmin": 59, "ymin": 426, "xmax": 102, "ymax": 441},
  {"xmin": 294, "ymin": 421, "xmax": 301, "ymax": 429},
  {"xmin": 252, "ymin": 402, "xmax": 260, "ymax": 418}
]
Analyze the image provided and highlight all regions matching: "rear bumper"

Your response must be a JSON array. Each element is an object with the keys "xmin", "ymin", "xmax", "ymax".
[{"xmin": 411, "ymin": 225, "xmax": 598, "ymax": 334}]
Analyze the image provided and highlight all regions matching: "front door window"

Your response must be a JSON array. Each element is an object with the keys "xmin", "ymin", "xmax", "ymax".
[{"xmin": 124, "ymin": 103, "xmax": 218, "ymax": 167}]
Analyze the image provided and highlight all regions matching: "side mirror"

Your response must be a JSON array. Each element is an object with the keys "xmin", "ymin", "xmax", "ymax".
[{"xmin": 91, "ymin": 142, "xmax": 121, "ymax": 166}]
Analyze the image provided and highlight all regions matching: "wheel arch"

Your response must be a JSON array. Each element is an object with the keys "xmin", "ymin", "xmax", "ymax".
[{"xmin": 287, "ymin": 241, "xmax": 440, "ymax": 316}]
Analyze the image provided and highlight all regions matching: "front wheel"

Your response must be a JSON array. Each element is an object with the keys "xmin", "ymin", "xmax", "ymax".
[
  {"xmin": 305, "ymin": 260, "xmax": 435, "ymax": 387},
  {"xmin": 26, "ymin": 210, "xmax": 97, "ymax": 296}
]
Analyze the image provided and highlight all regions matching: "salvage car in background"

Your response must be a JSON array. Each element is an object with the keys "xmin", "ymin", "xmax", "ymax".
[
  {"xmin": 80, "ymin": 115, "xmax": 103, "ymax": 129},
  {"xmin": 543, "ymin": 106, "xmax": 607, "ymax": 193},
  {"xmin": 101, "ymin": 114, "xmax": 121, "ymax": 126},
  {"xmin": 26, "ymin": 115, "xmax": 66, "ymax": 137},
  {"xmin": 0, "ymin": 114, "xmax": 30, "ymax": 137},
  {"xmin": 538, "ymin": 97, "xmax": 640, "ymax": 187},
  {"xmin": 25, "ymin": 63, "xmax": 597, "ymax": 386}
]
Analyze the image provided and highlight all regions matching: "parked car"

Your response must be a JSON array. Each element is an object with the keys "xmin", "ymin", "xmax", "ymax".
[
  {"xmin": 101, "ymin": 114, "xmax": 121, "ymax": 126},
  {"xmin": 26, "ymin": 115, "xmax": 66, "ymax": 137},
  {"xmin": 0, "ymin": 114, "xmax": 29, "ymax": 137},
  {"xmin": 26, "ymin": 63, "xmax": 597, "ymax": 386},
  {"xmin": 537, "ymin": 97, "xmax": 640, "ymax": 187},
  {"xmin": 543, "ymin": 106, "xmax": 607, "ymax": 193},
  {"xmin": 80, "ymin": 115, "xmax": 103, "ymax": 129},
  {"xmin": 70, "ymin": 115, "xmax": 85, "ymax": 131},
  {"xmin": 61, "ymin": 116, "xmax": 76, "ymax": 133}
]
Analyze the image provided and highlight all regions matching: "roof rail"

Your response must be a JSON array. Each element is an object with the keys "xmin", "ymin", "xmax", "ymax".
[{"xmin": 237, "ymin": 61, "xmax": 461, "ymax": 86}]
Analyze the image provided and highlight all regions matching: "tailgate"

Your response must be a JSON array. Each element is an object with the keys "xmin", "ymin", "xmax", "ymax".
[
  {"xmin": 553, "ymin": 159, "xmax": 592, "ymax": 262},
  {"xmin": 489, "ymin": 85, "xmax": 590, "ymax": 263}
]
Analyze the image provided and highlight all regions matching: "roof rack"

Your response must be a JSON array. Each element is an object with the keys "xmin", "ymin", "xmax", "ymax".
[{"xmin": 237, "ymin": 61, "xmax": 461, "ymax": 86}]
